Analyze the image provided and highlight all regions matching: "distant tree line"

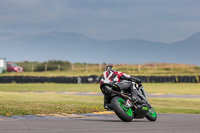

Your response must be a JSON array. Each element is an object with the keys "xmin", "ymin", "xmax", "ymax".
[
  {"xmin": 15, "ymin": 60, "xmax": 200, "ymax": 74},
  {"xmin": 17, "ymin": 60, "xmax": 71, "ymax": 72},
  {"xmin": 16, "ymin": 60, "xmax": 103, "ymax": 72}
]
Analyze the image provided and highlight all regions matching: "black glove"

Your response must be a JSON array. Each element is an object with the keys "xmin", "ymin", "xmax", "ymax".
[
  {"xmin": 135, "ymin": 78, "xmax": 141, "ymax": 83},
  {"xmin": 130, "ymin": 76, "xmax": 141, "ymax": 83}
]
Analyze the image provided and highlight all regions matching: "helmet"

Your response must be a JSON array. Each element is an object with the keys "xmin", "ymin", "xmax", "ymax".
[{"xmin": 105, "ymin": 66, "xmax": 116, "ymax": 71}]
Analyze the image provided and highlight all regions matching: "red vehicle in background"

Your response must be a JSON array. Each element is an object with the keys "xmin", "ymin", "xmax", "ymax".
[{"xmin": 7, "ymin": 62, "xmax": 23, "ymax": 73}]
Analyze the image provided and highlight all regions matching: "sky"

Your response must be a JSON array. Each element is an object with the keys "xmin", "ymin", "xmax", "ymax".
[{"xmin": 0, "ymin": 0, "xmax": 200, "ymax": 43}]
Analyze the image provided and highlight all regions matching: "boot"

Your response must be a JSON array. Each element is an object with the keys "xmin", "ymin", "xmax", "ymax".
[
  {"xmin": 104, "ymin": 103, "xmax": 113, "ymax": 110},
  {"xmin": 130, "ymin": 93, "xmax": 137, "ymax": 103},
  {"xmin": 136, "ymin": 99, "xmax": 145, "ymax": 105}
]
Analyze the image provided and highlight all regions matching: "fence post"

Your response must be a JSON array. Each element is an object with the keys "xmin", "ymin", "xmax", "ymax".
[
  {"xmin": 186, "ymin": 65, "xmax": 189, "ymax": 72},
  {"xmin": 86, "ymin": 64, "xmax": 88, "ymax": 72},
  {"xmin": 72, "ymin": 64, "xmax": 74, "ymax": 72},
  {"xmin": 99, "ymin": 64, "xmax": 101, "ymax": 72},
  {"xmin": 32, "ymin": 64, "xmax": 34, "ymax": 72},
  {"xmin": 171, "ymin": 64, "xmax": 173, "ymax": 72},
  {"xmin": 45, "ymin": 64, "xmax": 47, "ymax": 72},
  {"xmin": 138, "ymin": 64, "xmax": 141, "ymax": 72},
  {"xmin": 154, "ymin": 64, "xmax": 157, "ymax": 73},
  {"xmin": 58, "ymin": 64, "xmax": 60, "ymax": 71}
]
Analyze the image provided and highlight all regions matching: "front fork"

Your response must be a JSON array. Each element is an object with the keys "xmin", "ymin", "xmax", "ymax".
[{"xmin": 135, "ymin": 85, "xmax": 152, "ymax": 108}]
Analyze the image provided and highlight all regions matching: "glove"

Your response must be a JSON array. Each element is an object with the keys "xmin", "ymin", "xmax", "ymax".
[
  {"xmin": 130, "ymin": 76, "xmax": 141, "ymax": 83},
  {"xmin": 135, "ymin": 78, "xmax": 141, "ymax": 83}
]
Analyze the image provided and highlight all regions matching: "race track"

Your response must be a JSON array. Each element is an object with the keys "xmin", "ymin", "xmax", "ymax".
[{"xmin": 0, "ymin": 113, "xmax": 200, "ymax": 133}]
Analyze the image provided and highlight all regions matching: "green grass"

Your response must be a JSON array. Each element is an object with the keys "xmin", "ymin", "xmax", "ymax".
[
  {"xmin": 143, "ymin": 83, "xmax": 200, "ymax": 95},
  {"xmin": 0, "ymin": 83, "xmax": 200, "ymax": 95},
  {"xmin": 0, "ymin": 91, "xmax": 199, "ymax": 116},
  {"xmin": 0, "ymin": 83, "xmax": 100, "ymax": 92},
  {"xmin": 0, "ymin": 92, "xmax": 104, "ymax": 116},
  {"xmin": 1, "ymin": 70, "xmax": 200, "ymax": 77},
  {"xmin": 0, "ymin": 83, "xmax": 200, "ymax": 116},
  {"xmin": 148, "ymin": 98, "xmax": 200, "ymax": 114}
]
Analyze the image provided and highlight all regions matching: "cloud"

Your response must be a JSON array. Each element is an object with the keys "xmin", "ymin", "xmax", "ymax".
[
  {"xmin": 0, "ymin": 0, "xmax": 200, "ymax": 42},
  {"xmin": 0, "ymin": 0, "xmax": 60, "ymax": 23}
]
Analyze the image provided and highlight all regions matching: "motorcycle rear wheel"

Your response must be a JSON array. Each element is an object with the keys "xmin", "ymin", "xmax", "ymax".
[{"xmin": 111, "ymin": 96, "xmax": 134, "ymax": 122}]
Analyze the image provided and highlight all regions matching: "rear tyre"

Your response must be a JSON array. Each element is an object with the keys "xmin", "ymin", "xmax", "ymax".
[
  {"xmin": 111, "ymin": 96, "xmax": 133, "ymax": 122},
  {"xmin": 146, "ymin": 107, "xmax": 157, "ymax": 121}
]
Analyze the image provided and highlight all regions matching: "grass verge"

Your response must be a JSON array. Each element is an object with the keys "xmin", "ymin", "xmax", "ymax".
[
  {"xmin": 1, "ymin": 70, "xmax": 200, "ymax": 77},
  {"xmin": 0, "ymin": 83, "xmax": 200, "ymax": 116},
  {"xmin": 148, "ymin": 98, "xmax": 200, "ymax": 114},
  {"xmin": 0, "ymin": 92, "xmax": 104, "ymax": 116},
  {"xmin": 0, "ymin": 91, "xmax": 200, "ymax": 116},
  {"xmin": 0, "ymin": 83, "xmax": 200, "ymax": 95},
  {"xmin": 0, "ymin": 83, "xmax": 100, "ymax": 92}
]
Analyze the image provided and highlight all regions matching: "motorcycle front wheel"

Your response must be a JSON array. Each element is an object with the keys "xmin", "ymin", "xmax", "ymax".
[
  {"xmin": 111, "ymin": 96, "xmax": 134, "ymax": 122},
  {"xmin": 146, "ymin": 107, "xmax": 157, "ymax": 121}
]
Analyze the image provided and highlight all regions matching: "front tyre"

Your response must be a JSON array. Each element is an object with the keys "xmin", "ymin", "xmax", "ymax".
[
  {"xmin": 111, "ymin": 96, "xmax": 133, "ymax": 122},
  {"xmin": 146, "ymin": 107, "xmax": 157, "ymax": 121}
]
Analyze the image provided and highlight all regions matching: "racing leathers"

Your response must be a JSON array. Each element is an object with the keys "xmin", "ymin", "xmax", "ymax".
[{"xmin": 100, "ymin": 70, "xmax": 143, "ymax": 109}]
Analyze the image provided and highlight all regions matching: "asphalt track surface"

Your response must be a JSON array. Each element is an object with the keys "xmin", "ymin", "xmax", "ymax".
[{"xmin": 0, "ymin": 113, "xmax": 200, "ymax": 133}]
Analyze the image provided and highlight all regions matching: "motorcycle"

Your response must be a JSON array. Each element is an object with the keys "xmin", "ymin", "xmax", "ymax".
[{"xmin": 100, "ymin": 82, "xmax": 157, "ymax": 122}]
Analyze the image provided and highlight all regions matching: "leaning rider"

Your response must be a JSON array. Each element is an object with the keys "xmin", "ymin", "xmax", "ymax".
[{"xmin": 100, "ymin": 66, "xmax": 144, "ymax": 110}]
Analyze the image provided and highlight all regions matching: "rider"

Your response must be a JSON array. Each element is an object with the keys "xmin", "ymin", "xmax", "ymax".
[{"xmin": 100, "ymin": 65, "xmax": 144, "ymax": 110}]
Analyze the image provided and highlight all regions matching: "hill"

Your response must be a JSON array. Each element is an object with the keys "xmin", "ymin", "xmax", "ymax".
[{"xmin": 0, "ymin": 31, "xmax": 199, "ymax": 65}]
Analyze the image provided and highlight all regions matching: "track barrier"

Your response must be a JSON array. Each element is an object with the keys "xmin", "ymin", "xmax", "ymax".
[{"xmin": 0, "ymin": 76, "xmax": 199, "ymax": 83}]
